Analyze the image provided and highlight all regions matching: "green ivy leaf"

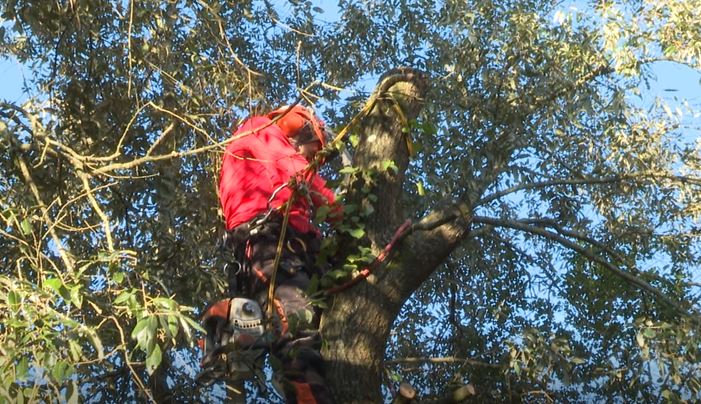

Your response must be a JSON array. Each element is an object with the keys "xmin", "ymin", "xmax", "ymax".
[
  {"xmin": 381, "ymin": 160, "xmax": 398, "ymax": 175},
  {"xmin": 314, "ymin": 205, "xmax": 331, "ymax": 222},
  {"xmin": 347, "ymin": 227, "xmax": 365, "ymax": 239},
  {"xmin": 306, "ymin": 275, "xmax": 319, "ymax": 296},
  {"xmin": 327, "ymin": 269, "xmax": 349, "ymax": 280}
]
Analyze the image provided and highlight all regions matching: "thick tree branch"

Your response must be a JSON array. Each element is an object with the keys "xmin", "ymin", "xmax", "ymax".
[
  {"xmin": 387, "ymin": 356, "xmax": 504, "ymax": 369},
  {"xmin": 478, "ymin": 173, "xmax": 701, "ymax": 207},
  {"xmin": 519, "ymin": 217, "xmax": 627, "ymax": 264},
  {"xmin": 530, "ymin": 64, "xmax": 614, "ymax": 113},
  {"xmin": 472, "ymin": 215, "xmax": 695, "ymax": 319}
]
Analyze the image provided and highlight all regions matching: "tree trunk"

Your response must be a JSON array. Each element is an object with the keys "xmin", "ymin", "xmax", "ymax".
[{"xmin": 320, "ymin": 69, "xmax": 474, "ymax": 402}]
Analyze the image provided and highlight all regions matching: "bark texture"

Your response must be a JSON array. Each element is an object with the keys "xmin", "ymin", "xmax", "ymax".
[{"xmin": 320, "ymin": 69, "xmax": 473, "ymax": 402}]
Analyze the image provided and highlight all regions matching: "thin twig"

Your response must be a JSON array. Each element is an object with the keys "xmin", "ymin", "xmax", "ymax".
[
  {"xmin": 15, "ymin": 154, "xmax": 75, "ymax": 274},
  {"xmin": 77, "ymin": 171, "xmax": 114, "ymax": 251},
  {"xmin": 127, "ymin": 0, "xmax": 135, "ymax": 97},
  {"xmin": 109, "ymin": 316, "xmax": 155, "ymax": 403}
]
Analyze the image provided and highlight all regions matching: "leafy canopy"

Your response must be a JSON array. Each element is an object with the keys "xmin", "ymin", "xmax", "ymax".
[{"xmin": 0, "ymin": 0, "xmax": 700, "ymax": 401}]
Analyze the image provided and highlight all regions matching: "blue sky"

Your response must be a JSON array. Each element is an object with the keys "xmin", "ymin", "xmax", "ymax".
[
  {"xmin": 0, "ymin": 55, "xmax": 26, "ymax": 103},
  {"xmin": 2, "ymin": 47, "xmax": 700, "ymax": 106},
  {"xmin": 2, "ymin": 1, "xmax": 700, "ymax": 114}
]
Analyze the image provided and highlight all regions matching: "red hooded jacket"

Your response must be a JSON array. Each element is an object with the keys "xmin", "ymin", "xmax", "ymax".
[{"xmin": 219, "ymin": 116, "xmax": 337, "ymax": 235}]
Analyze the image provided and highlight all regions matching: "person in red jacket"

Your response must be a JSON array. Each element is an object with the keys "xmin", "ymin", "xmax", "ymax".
[
  {"xmin": 219, "ymin": 106, "xmax": 337, "ymax": 236},
  {"xmin": 217, "ymin": 104, "xmax": 340, "ymax": 403}
]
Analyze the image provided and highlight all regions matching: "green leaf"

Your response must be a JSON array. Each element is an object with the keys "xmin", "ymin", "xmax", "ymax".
[
  {"xmin": 44, "ymin": 278, "xmax": 62, "ymax": 293},
  {"xmin": 16, "ymin": 357, "xmax": 29, "ymax": 380},
  {"xmin": 66, "ymin": 381, "xmax": 79, "ymax": 404},
  {"xmin": 571, "ymin": 357, "xmax": 586, "ymax": 365},
  {"xmin": 339, "ymin": 166, "xmax": 358, "ymax": 175},
  {"xmin": 347, "ymin": 227, "xmax": 365, "ymax": 239},
  {"xmin": 51, "ymin": 360, "xmax": 71, "ymax": 382},
  {"xmin": 381, "ymin": 160, "xmax": 398, "ymax": 175},
  {"xmin": 7, "ymin": 290, "xmax": 20, "ymax": 309},
  {"xmin": 114, "ymin": 291, "xmax": 132, "ymax": 305},
  {"xmin": 113, "ymin": 272, "xmax": 125, "ymax": 284},
  {"xmin": 45, "ymin": 278, "xmax": 71, "ymax": 302},
  {"xmin": 68, "ymin": 340, "xmax": 82, "ymax": 362},
  {"xmin": 349, "ymin": 133, "xmax": 360, "ymax": 147},
  {"xmin": 327, "ymin": 269, "xmax": 349, "ymax": 280},
  {"xmin": 132, "ymin": 316, "xmax": 157, "ymax": 352},
  {"xmin": 86, "ymin": 329, "xmax": 105, "ymax": 360},
  {"xmin": 159, "ymin": 315, "xmax": 179, "ymax": 339},
  {"xmin": 314, "ymin": 205, "xmax": 331, "ymax": 222},
  {"xmin": 306, "ymin": 275, "xmax": 319, "ymax": 296},
  {"xmin": 145, "ymin": 344, "xmax": 162, "ymax": 375},
  {"xmin": 166, "ymin": 315, "xmax": 179, "ymax": 338},
  {"xmin": 70, "ymin": 285, "xmax": 83, "ymax": 309},
  {"xmin": 20, "ymin": 218, "xmax": 31, "ymax": 235},
  {"xmin": 416, "ymin": 181, "xmax": 425, "ymax": 196},
  {"xmin": 153, "ymin": 297, "xmax": 176, "ymax": 310},
  {"xmin": 178, "ymin": 314, "xmax": 206, "ymax": 342}
]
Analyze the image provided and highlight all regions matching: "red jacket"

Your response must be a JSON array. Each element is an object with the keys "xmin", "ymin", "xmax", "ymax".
[{"xmin": 219, "ymin": 116, "xmax": 337, "ymax": 234}]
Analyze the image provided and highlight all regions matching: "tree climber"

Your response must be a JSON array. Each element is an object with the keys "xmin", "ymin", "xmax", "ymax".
[{"xmin": 201, "ymin": 105, "xmax": 341, "ymax": 403}]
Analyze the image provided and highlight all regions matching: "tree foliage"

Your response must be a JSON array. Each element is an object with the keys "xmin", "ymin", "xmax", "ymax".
[{"xmin": 1, "ymin": 0, "xmax": 700, "ymax": 402}]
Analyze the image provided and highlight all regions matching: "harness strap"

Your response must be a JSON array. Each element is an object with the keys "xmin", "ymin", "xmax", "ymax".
[
  {"xmin": 252, "ymin": 267, "xmax": 269, "ymax": 283},
  {"xmin": 273, "ymin": 298, "xmax": 289, "ymax": 335}
]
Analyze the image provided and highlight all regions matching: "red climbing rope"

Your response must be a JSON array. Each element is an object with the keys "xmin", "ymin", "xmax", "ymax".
[{"xmin": 325, "ymin": 219, "xmax": 413, "ymax": 295}]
